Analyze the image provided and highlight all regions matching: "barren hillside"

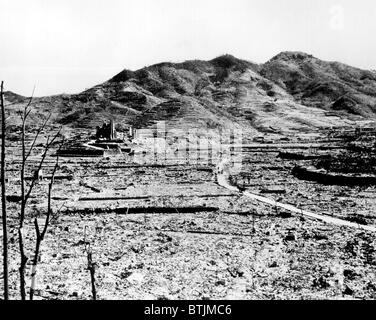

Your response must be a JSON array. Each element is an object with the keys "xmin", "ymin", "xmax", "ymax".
[{"xmin": 4, "ymin": 52, "xmax": 376, "ymax": 135}]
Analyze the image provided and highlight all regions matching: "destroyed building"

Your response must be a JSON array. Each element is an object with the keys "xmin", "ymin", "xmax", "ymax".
[{"xmin": 96, "ymin": 120, "xmax": 117, "ymax": 140}]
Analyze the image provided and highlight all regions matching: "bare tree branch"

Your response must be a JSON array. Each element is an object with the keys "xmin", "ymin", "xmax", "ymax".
[
  {"xmin": 24, "ymin": 113, "xmax": 52, "ymax": 161},
  {"xmin": 25, "ymin": 128, "xmax": 61, "ymax": 203},
  {"xmin": 17, "ymin": 87, "xmax": 54, "ymax": 300},
  {"xmin": 29, "ymin": 152, "xmax": 60, "ymax": 300},
  {"xmin": 84, "ymin": 227, "xmax": 97, "ymax": 300},
  {"xmin": 1, "ymin": 81, "xmax": 9, "ymax": 300}
]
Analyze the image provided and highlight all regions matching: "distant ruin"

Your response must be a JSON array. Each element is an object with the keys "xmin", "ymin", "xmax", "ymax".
[{"xmin": 96, "ymin": 120, "xmax": 117, "ymax": 140}]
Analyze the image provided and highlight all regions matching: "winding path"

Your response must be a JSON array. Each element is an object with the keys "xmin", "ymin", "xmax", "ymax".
[{"xmin": 216, "ymin": 164, "xmax": 376, "ymax": 233}]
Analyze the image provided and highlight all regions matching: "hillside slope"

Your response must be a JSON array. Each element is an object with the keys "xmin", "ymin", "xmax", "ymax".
[
  {"xmin": 4, "ymin": 52, "xmax": 376, "ymax": 136},
  {"xmin": 261, "ymin": 51, "xmax": 376, "ymax": 117}
]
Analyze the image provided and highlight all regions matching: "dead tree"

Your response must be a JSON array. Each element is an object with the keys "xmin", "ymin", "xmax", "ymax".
[
  {"xmin": 86, "ymin": 246, "xmax": 97, "ymax": 300},
  {"xmin": 18, "ymin": 97, "xmax": 60, "ymax": 300},
  {"xmin": 29, "ymin": 153, "xmax": 61, "ymax": 300},
  {"xmin": 84, "ymin": 227, "xmax": 97, "ymax": 300},
  {"xmin": 1, "ymin": 81, "xmax": 9, "ymax": 300}
]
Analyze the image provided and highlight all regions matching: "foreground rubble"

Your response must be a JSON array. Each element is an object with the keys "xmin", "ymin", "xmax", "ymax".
[{"xmin": 1, "ymin": 130, "xmax": 376, "ymax": 300}]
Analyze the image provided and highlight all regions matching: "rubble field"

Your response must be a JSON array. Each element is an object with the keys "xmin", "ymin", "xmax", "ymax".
[{"xmin": 1, "ymin": 131, "xmax": 376, "ymax": 300}]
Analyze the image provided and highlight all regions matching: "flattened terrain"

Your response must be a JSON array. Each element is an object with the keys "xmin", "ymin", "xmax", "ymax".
[{"xmin": 1, "ymin": 135, "xmax": 376, "ymax": 300}]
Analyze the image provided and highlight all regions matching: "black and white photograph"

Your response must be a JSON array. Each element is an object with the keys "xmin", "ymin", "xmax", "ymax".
[{"xmin": 1, "ymin": 0, "xmax": 376, "ymax": 305}]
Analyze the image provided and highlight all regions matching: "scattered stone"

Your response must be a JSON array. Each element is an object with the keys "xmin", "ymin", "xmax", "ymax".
[
  {"xmin": 132, "ymin": 262, "xmax": 145, "ymax": 269},
  {"xmin": 215, "ymin": 280, "xmax": 226, "ymax": 286},
  {"xmin": 120, "ymin": 270, "xmax": 133, "ymax": 279},
  {"xmin": 343, "ymin": 269, "xmax": 359, "ymax": 280},
  {"xmin": 109, "ymin": 254, "xmax": 123, "ymax": 261},
  {"xmin": 279, "ymin": 211, "xmax": 292, "ymax": 219},
  {"xmin": 344, "ymin": 239, "xmax": 359, "ymax": 257},
  {"xmin": 284, "ymin": 232, "xmax": 296, "ymax": 241},
  {"xmin": 366, "ymin": 282, "xmax": 376, "ymax": 293},
  {"xmin": 313, "ymin": 233, "xmax": 328, "ymax": 241},
  {"xmin": 228, "ymin": 267, "xmax": 245, "ymax": 278},
  {"xmin": 155, "ymin": 232, "xmax": 173, "ymax": 243},
  {"xmin": 343, "ymin": 285, "xmax": 354, "ymax": 296},
  {"xmin": 73, "ymin": 239, "xmax": 89, "ymax": 247},
  {"xmin": 313, "ymin": 276, "xmax": 330, "ymax": 289},
  {"xmin": 209, "ymin": 260, "xmax": 216, "ymax": 266},
  {"xmin": 127, "ymin": 272, "xmax": 144, "ymax": 283},
  {"xmin": 131, "ymin": 246, "xmax": 142, "ymax": 254},
  {"xmin": 246, "ymin": 285, "xmax": 253, "ymax": 293}
]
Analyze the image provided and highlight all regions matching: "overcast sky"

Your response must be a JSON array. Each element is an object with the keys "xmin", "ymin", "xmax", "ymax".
[{"xmin": 1, "ymin": 0, "xmax": 375, "ymax": 96}]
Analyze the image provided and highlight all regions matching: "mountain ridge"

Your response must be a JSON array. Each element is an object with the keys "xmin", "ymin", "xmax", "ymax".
[{"xmin": 4, "ymin": 52, "xmax": 376, "ymax": 136}]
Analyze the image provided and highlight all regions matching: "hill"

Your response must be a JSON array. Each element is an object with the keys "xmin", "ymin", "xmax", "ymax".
[
  {"xmin": 4, "ymin": 52, "xmax": 376, "ymax": 136},
  {"xmin": 261, "ymin": 51, "xmax": 376, "ymax": 117}
]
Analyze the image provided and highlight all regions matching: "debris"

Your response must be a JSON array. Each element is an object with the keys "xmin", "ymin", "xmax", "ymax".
[
  {"xmin": 343, "ymin": 285, "xmax": 354, "ymax": 296},
  {"xmin": 279, "ymin": 211, "xmax": 292, "ymax": 219},
  {"xmin": 78, "ymin": 194, "xmax": 235, "ymax": 201},
  {"xmin": 260, "ymin": 187, "xmax": 286, "ymax": 194},
  {"xmin": 343, "ymin": 269, "xmax": 359, "ymax": 280},
  {"xmin": 292, "ymin": 165, "xmax": 376, "ymax": 186},
  {"xmin": 24, "ymin": 175, "xmax": 73, "ymax": 181},
  {"xmin": 79, "ymin": 181, "xmax": 101, "ymax": 193},
  {"xmin": 215, "ymin": 280, "xmax": 226, "ymax": 286},
  {"xmin": 278, "ymin": 151, "xmax": 330, "ymax": 160},
  {"xmin": 313, "ymin": 276, "xmax": 330, "ymax": 289},
  {"xmin": 284, "ymin": 232, "xmax": 296, "ymax": 241},
  {"xmin": 228, "ymin": 267, "xmax": 245, "ymax": 278},
  {"xmin": 127, "ymin": 272, "xmax": 144, "ymax": 284}
]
